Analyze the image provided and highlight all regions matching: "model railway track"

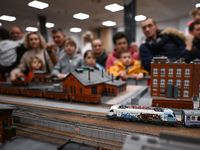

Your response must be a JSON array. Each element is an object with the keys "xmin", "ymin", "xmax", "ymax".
[
  {"xmin": 16, "ymin": 124, "xmax": 122, "ymax": 150},
  {"xmin": 13, "ymin": 108, "xmax": 159, "ymax": 138},
  {"xmin": 14, "ymin": 104, "xmax": 107, "ymax": 120}
]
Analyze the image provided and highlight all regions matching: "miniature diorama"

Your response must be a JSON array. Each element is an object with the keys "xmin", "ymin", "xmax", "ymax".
[
  {"xmin": 1, "ymin": 58, "xmax": 200, "ymax": 149},
  {"xmin": 0, "ymin": 104, "xmax": 17, "ymax": 144},
  {"xmin": 0, "ymin": 68, "xmax": 126, "ymax": 103}
]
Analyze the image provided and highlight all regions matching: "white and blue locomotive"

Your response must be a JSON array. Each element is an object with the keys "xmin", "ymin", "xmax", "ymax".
[{"xmin": 106, "ymin": 104, "xmax": 176, "ymax": 122}]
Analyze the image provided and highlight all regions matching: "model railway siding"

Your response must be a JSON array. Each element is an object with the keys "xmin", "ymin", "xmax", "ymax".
[{"xmin": 16, "ymin": 124, "xmax": 122, "ymax": 150}]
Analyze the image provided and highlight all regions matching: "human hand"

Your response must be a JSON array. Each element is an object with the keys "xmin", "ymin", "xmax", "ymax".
[
  {"xmin": 141, "ymin": 40, "xmax": 146, "ymax": 44},
  {"xmin": 10, "ymin": 73, "xmax": 17, "ymax": 81},
  {"xmin": 46, "ymin": 43, "xmax": 56, "ymax": 54},
  {"xmin": 187, "ymin": 34, "xmax": 194, "ymax": 43},
  {"xmin": 118, "ymin": 71, "xmax": 128, "ymax": 79},
  {"xmin": 136, "ymin": 72, "xmax": 144, "ymax": 80},
  {"xmin": 57, "ymin": 73, "xmax": 67, "ymax": 79},
  {"xmin": 131, "ymin": 73, "xmax": 138, "ymax": 79}
]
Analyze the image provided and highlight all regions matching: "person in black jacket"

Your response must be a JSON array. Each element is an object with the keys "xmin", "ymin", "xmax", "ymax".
[
  {"xmin": 139, "ymin": 18, "xmax": 187, "ymax": 73},
  {"xmin": 182, "ymin": 21, "xmax": 200, "ymax": 63}
]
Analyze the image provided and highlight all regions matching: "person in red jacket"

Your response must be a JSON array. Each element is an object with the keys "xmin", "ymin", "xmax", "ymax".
[{"xmin": 105, "ymin": 32, "xmax": 140, "ymax": 70}]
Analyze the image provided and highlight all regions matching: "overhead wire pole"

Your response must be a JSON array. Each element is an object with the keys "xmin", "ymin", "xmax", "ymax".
[{"xmin": 124, "ymin": 0, "xmax": 136, "ymax": 45}]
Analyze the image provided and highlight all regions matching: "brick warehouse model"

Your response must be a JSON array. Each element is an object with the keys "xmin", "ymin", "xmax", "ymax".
[
  {"xmin": 150, "ymin": 57, "xmax": 200, "ymax": 100},
  {"xmin": 63, "ymin": 68, "xmax": 126, "ymax": 96}
]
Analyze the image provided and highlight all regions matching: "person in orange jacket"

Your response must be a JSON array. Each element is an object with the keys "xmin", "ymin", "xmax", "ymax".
[{"xmin": 108, "ymin": 50, "xmax": 149, "ymax": 80}]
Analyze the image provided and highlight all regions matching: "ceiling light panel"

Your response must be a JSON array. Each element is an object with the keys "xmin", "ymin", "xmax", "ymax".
[
  {"xmin": 102, "ymin": 21, "xmax": 116, "ymax": 27},
  {"xmin": 0, "ymin": 23, "xmax": 2, "ymax": 26},
  {"xmin": 73, "ymin": 13, "xmax": 89, "ymax": 20},
  {"xmin": 28, "ymin": 0, "xmax": 49, "ymax": 9},
  {"xmin": 105, "ymin": 3, "xmax": 124, "ymax": 12},
  {"xmin": 70, "ymin": 27, "xmax": 82, "ymax": 33},
  {"xmin": 196, "ymin": 3, "xmax": 200, "ymax": 7},
  {"xmin": 0, "ymin": 15, "xmax": 16, "ymax": 21},
  {"xmin": 26, "ymin": 27, "xmax": 38, "ymax": 32},
  {"xmin": 46, "ymin": 22, "xmax": 54, "ymax": 28},
  {"xmin": 135, "ymin": 15, "xmax": 147, "ymax": 22}
]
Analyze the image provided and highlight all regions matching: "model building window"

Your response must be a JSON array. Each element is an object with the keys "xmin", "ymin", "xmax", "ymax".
[
  {"xmin": 176, "ymin": 80, "xmax": 181, "ymax": 87},
  {"xmin": 184, "ymin": 68, "xmax": 190, "ymax": 76},
  {"xmin": 153, "ymin": 79, "xmax": 157, "ymax": 85},
  {"xmin": 108, "ymin": 88, "xmax": 110, "ymax": 93},
  {"xmin": 183, "ymin": 90, "xmax": 189, "ymax": 97},
  {"xmin": 176, "ymin": 68, "xmax": 182, "ymax": 77},
  {"xmin": 74, "ymin": 86, "xmax": 76, "ymax": 93},
  {"xmin": 168, "ymin": 79, "xmax": 173, "ymax": 84},
  {"xmin": 160, "ymin": 68, "xmax": 165, "ymax": 75},
  {"xmin": 80, "ymin": 88, "xmax": 82, "ymax": 93},
  {"xmin": 153, "ymin": 68, "xmax": 158, "ymax": 75},
  {"xmin": 160, "ymin": 89, "xmax": 165, "ymax": 94},
  {"xmin": 65, "ymin": 85, "xmax": 68, "ymax": 92},
  {"xmin": 160, "ymin": 79, "xmax": 165, "ymax": 86},
  {"xmin": 105, "ymin": 88, "xmax": 107, "ymax": 93},
  {"xmin": 184, "ymin": 80, "xmax": 190, "ymax": 87},
  {"xmin": 168, "ymin": 68, "xmax": 173, "ymax": 77},
  {"xmin": 112, "ymin": 88, "xmax": 114, "ymax": 94}
]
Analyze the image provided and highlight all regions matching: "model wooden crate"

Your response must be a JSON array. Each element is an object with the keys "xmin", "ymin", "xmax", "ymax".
[{"xmin": 152, "ymin": 99, "xmax": 194, "ymax": 109}]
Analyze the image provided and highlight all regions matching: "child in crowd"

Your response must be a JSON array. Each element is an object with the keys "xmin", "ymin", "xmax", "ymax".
[
  {"xmin": 28, "ymin": 56, "xmax": 44, "ymax": 81},
  {"xmin": 83, "ymin": 50, "xmax": 105, "ymax": 71},
  {"xmin": 108, "ymin": 50, "xmax": 148, "ymax": 80},
  {"xmin": 51, "ymin": 38, "xmax": 83, "ymax": 79},
  {"xmin": 185, "ymin": 7, "xmax": 200, "ymax": 35},
  {"xmin": 15, "ymin": 56, "xmax": 44, "ymax": 81}
]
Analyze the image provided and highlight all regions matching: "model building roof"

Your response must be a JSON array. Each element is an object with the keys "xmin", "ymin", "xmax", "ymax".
[
  {"xmin": 192, "ymin": 59, "xmax": 200, "ymax": 62},
  {"xmin": 105, "ymin": 80, "xmax": 126, "ymax": 86},
  {"xmin": 0, "ymin": 104, "xmax": 18, "ymax": 110},
  {"xmin": 65, "ymin": 70, "xmax": 126, "ymax": 86}
]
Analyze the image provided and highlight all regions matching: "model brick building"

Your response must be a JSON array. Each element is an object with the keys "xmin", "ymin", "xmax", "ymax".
[
  {"xmin": 151, "ymin": 57, "xmax": 200, "ymax": 100},
  {"xmin": 62, "ymin": 68, "xmax": 126, "ymax": 96},
  {"xmin": 0, "ymin": 104, "xmax": 17, "ymax": 143}
]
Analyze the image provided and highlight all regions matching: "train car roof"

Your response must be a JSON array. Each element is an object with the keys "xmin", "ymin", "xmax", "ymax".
[{"xmin": 182, "ymin": 110, "xmax": 200, "ymax": 116}]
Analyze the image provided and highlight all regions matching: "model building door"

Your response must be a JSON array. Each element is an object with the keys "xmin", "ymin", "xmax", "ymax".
[{"xmin": 91, "ymin": 86, "xmax": 97, "ymax": 94}]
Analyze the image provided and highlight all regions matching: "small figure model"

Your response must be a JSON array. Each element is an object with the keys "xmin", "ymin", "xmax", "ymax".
[
  {"xmin": 83, "ymin": 50, "xmax": 105, "ymax": 71},
  {"xmin": 108, "ymin": 50, "xmax": 149, "ymax": 80}
]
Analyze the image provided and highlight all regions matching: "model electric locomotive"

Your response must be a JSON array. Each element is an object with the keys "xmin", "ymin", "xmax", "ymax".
[{"xmin": 106, "ymin": 104, "xmax": 176, "ymax": 122}]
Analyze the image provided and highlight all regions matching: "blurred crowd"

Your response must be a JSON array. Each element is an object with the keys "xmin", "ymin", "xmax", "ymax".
[{"xmin": 1, "ymin": 7, "xmax": 200, "ymax": 82}]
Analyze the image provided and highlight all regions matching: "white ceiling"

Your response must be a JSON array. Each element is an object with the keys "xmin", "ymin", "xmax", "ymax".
[{"xmin": 0, "ymin": 0, "xmax": 199, "ymax": 36}]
